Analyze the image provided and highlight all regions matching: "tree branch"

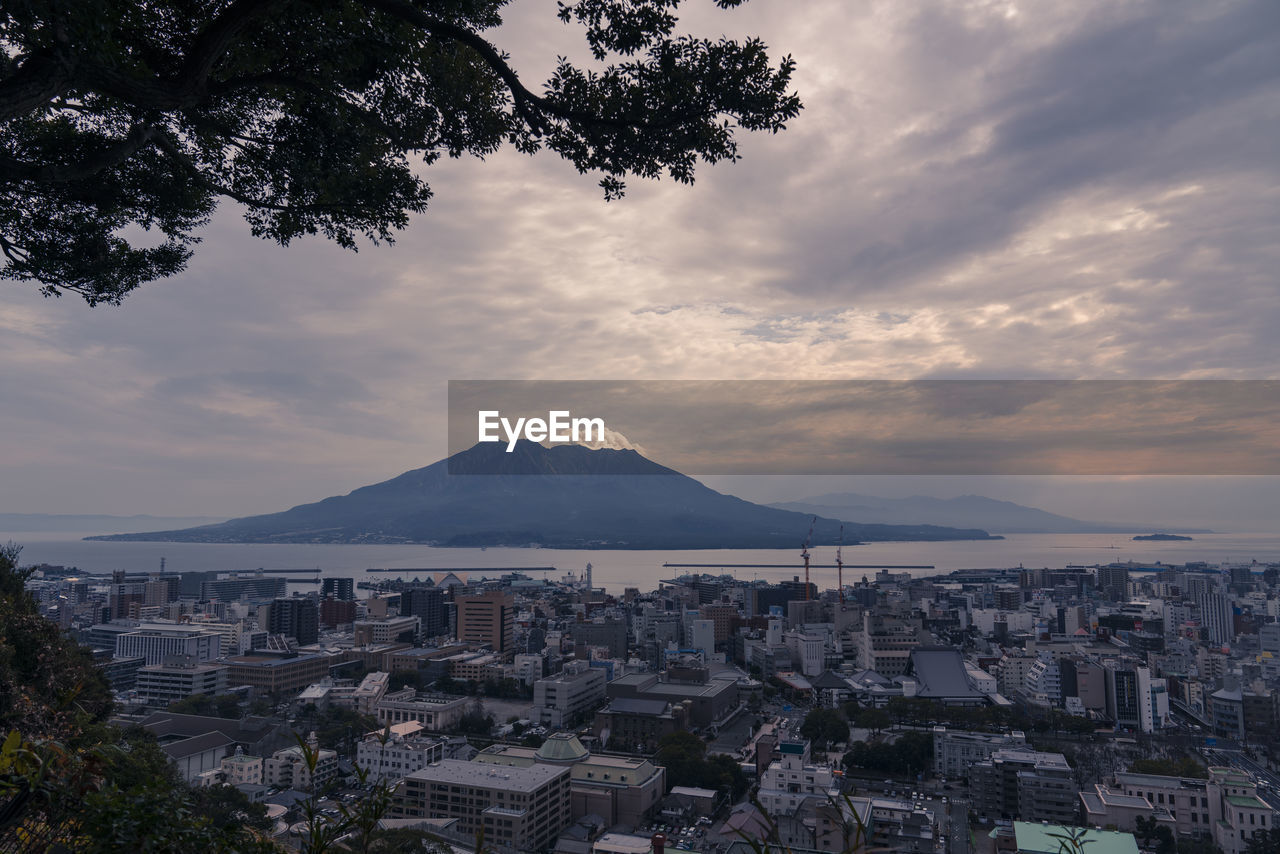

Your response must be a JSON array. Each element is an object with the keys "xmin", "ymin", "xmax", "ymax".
[
  {"xmin": 153, "ymin": 133, "xmax": 387, "ymax": 215},
  {"xmin": 362, "ymin": 0, "xmax": 735, "ymax": 135},
  {"xmin": 0, "ymin": 50, "xmax": 73, "ymax": 123},
  {"xmin": 0, "ymin": 124, "xmax": 161, "ymax": 183},
  {"xmin": 50, "ymin": 0, "xmax": 286, "ymax": 114},
  {"xmin": 359, "ymin": 0, "xmax": 563, "ymax": 134},
  {"xmin": 180, "ymin": 0, "xmax": 287, "ymax": 88},
  {"xmin": 209, "ymin": 72, "xmax": 409, "ymax": 142}
]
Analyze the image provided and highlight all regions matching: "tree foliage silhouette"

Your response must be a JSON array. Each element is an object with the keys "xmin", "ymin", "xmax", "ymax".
[{"xmin": 0, "ymin": 0, "xmax": 801, "ymax": 304}]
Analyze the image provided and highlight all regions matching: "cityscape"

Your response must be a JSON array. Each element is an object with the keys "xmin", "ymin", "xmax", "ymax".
[
  {"xmin": 3, "ymin": 1, "xmax": 1279, "ymax": 853},
  {"xmin": 11, "ymin": 547, "xmax": 1280, "ymax": 854}
]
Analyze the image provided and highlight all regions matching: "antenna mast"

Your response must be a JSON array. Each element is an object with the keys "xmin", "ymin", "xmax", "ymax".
[
  {"xmin": 801, "ymin": 516, "xmax": 816, "ymax": 601},
  {"xmin": 836, "ymin": 525, "xmax": 845, "ymax": 605}
]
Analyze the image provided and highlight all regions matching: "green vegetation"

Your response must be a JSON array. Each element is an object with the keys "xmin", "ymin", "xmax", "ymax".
[
  {"xmin": 0, "ymin": 543, "xmax": 485, "ymax": 853},
  {"xmin": 0, "ymin": 543, "xmax": 275, "ymax": 852},
  {"xmin": 799, "ymin": 708, "xmax": 850, "ymax": 750},
  {"xmin": 884, "ymin": 696, "xmax": 1096, "ymax": 736},
  {"xmin": 1244, "ymin": 827, "xmax": 1280, "ymax": 854},
  {"xmin": 843, "ymin": 730, "xmax": 933, "ymax": 778},
  {"xmin": 655, "ymin": 731, "xmax": 747, "ymax": 800},
  {"xmin": 295, "ymin": 704, "xmax": 382, "ymax": 753},
  {"xmin": 1129, "ymin": 756, "xmax": 1209, "ymax": 779},
  {"xmin": 1134, "ymin": 816, "xmax": 1176, "ymax": 854},
  {"xmin": 453, "ymin": 699, "xmax": 496, "ymax": 737},
  {"xmin": 853, "ymin": 708, "xmax": 891, "ymax": 737}
]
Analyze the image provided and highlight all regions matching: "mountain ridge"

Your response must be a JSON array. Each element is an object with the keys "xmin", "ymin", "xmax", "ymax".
[
  {"xmin": 86, "ymin": 443, "xmax": 1001, "ymax": 548},
  {"xmin": 770, "ymin": 492, "xmax": 1212, "ymax": 535}
]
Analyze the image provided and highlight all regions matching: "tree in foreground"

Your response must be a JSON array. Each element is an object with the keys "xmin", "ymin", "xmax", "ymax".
[{"xmin": 0, "ymin": 0, "xmax": 801, "ymax": 304}]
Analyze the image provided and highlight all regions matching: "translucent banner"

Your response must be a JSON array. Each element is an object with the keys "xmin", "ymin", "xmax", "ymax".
[{"xmin": 447, "ymin": 380, "xmax": 1280, "ymax": 475}]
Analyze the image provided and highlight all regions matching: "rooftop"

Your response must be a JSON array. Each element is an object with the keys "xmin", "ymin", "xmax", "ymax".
[
  {"xmin": 536, "ymin": 733, "xmax": 590, "ymax": 763},
  {"xmin": 909, "ymin": 647, "xmax": 986, "ymax": 699},
  {"xmin": 1226, "ymin": 795, "xmax": 1269, "ymax": 809},
  {"xmin": 602, "ymin": 697, "xmax": 670, "ymax": 716},
  {"xmin": 160, "ymin": 731, "xmax": 235, "ymax": 760},
  {"xmin": 1013, "ymin": 822, "xmax": 1138, "ymax": 854},
  {"xmin": 407, "ymin": 759, "xmax": 568, "ymax": 791}
]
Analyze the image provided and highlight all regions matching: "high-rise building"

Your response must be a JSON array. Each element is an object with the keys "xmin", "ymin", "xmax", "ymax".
[
  {"xmin": 400, "ymin": 587, "xmax": 448, "ymax": 638},
  {"xmin": 321, "ymin": 577, "xmax": 354, "ymax": 601},
  {"xmin": 319, "ymin": 597, "xmax": 357, "ymax": 629},
  {"xmin": 200, "ymin": 576, "xmax": 287, "ymax": 603},
  {"xmin": 1097, "ymin": 565, "xmax": 1130, "ymax": 601},
  {"xmin": 1185, "ymin": 572, "xmax": 1234, "ymax": 646},
  {"xmin": 268, "ymin": 598, "xmax": 319, "ymax": 645},
  {"xmin": 1104, "ymin": 660, "xmax": 1169, "ymax": 733},
  {"xmin": 456, "ymin": 590, "xmax": 514, "ymax": 652}
]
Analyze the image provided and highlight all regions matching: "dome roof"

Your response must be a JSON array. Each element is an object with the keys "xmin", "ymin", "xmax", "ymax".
[{"xmin": 535, "ymin": 733, "xmax": 589, "ymax": 764}]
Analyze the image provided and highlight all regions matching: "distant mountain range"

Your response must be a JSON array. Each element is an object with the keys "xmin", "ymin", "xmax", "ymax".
[
  {"xmin": 0, "ymin": 513, "xmax": 225, "ymax": 534},
  {"xmin": 85, "ymin": 442, "xmax": 1000, "ymax": 549},
  {"xmin": 770, "ymin": 492, "xmax": 1212, "ymax": 535}
]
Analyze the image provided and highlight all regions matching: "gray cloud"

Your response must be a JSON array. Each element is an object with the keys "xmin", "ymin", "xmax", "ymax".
[{"xmin": 1, "ymin": 0, "xmax": 1278, "ymax": 516}]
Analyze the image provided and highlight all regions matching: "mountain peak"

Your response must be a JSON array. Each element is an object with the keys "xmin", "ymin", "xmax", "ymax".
[
  {"xmin": 87, "ymin": 443, "xmax": 998, "ymax": 548},
  {"xmin": 443, "ymin": 440, "xmax": 678, "ymax": 476}
]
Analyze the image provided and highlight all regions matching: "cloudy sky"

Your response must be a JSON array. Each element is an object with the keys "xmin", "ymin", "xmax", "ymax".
[{"xmin": 2, "ymin": 0, "xmax": 1278, "ymax": 527}]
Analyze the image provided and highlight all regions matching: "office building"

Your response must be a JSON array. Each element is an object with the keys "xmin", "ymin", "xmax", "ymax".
[
  {"xmin": 456, "ymin": 590, "xmax": 514, "ymax": 652},
  {"xmin": 319, "ymin": 597, "xmax": 357, "ymax": 628},
  {"xmin": 475, "ymin": 734, "xmax": 665, "ymax": 827},
  {"xmin": 392, "ymin": 759, "xmax": 572, "ymax": 852},
  {"xmin": 135, "ymin": 656, "xmax": 228, "ymax": 706},
  {"xmin": 321, "ymin": 577, "xmax": 354, "ymax": 601},
  {"xmin": 968, "ymin": 749, "xmax": 1076, "ymax": 824},
  {"xmin": 400, "ymin": 587, "xmax": 449, "ymax": 638},
  {"xmin": 932, "ymin": 727, "xmax": 1028, "ymax": 780},
  {"xmin": 224, "ymin": 651, "xmax": 331, "ymax": 695},
  {"xmin": 115, "ymin": 623, "xmax": 222, "ymax": 666},
  {"xmin": 199, "ymin": 576, "xmax": 287, "ymax": 603},
  {"xmin": 531, "ymin": 660, "xmax": 608, "ymax": 728},
  {"xmin": 354, "ymin": 615, "xmax": 420, "ymax": 646},
  {"xmin": 266, "ymin": 598, "xmax": 319, "ymax": 645}
]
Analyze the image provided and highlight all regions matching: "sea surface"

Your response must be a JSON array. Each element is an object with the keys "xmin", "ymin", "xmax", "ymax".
[{"xmin": 5, "ymin": 531, "xmax": 1280, "ymax": 594}]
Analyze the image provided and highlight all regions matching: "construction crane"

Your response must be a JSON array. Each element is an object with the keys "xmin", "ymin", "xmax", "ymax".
[
  {"xmin": 836, "ymin": 525, "xmax": 845, "ymax": 605},
  {"xmin": 801, "ymin": 516, "xmax": 816, "ymax": 601}
]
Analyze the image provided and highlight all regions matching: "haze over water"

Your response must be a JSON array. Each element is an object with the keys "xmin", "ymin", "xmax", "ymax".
[{"xmin": 8, "ymin": 531, "xmax": 1280, "ymax": 595}]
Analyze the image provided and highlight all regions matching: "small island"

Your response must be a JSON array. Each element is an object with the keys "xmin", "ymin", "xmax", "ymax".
[{"xmin": 1133, "ymin": 533, "xmax": 1193, "ymax": 541}]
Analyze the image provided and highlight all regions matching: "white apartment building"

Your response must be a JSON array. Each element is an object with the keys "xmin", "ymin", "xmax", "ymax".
[
  {"xmin": 263, "ymin": 734, "xmax": 338, "ymax": 792},
  {"xmin": 784, "ymin": 630, "xmax": 825, "ymax": 677},
  {"xmin": 355, "ymin": 722, "xmax": 445, "ymax": 784},
  {"xmin": 220, "ymin": 747, "xmax": 264, "ymax": 786},
  {"xmin": 532, "ymin": 661, "xmax": 607, "ymax": 728},
  {"xmin": 757, "ymin": 739, "xmax": 839, "ymax": 816},
  {"xmin": 115, "ymin": 623, "xmax": 222, "ymax": 665}
]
